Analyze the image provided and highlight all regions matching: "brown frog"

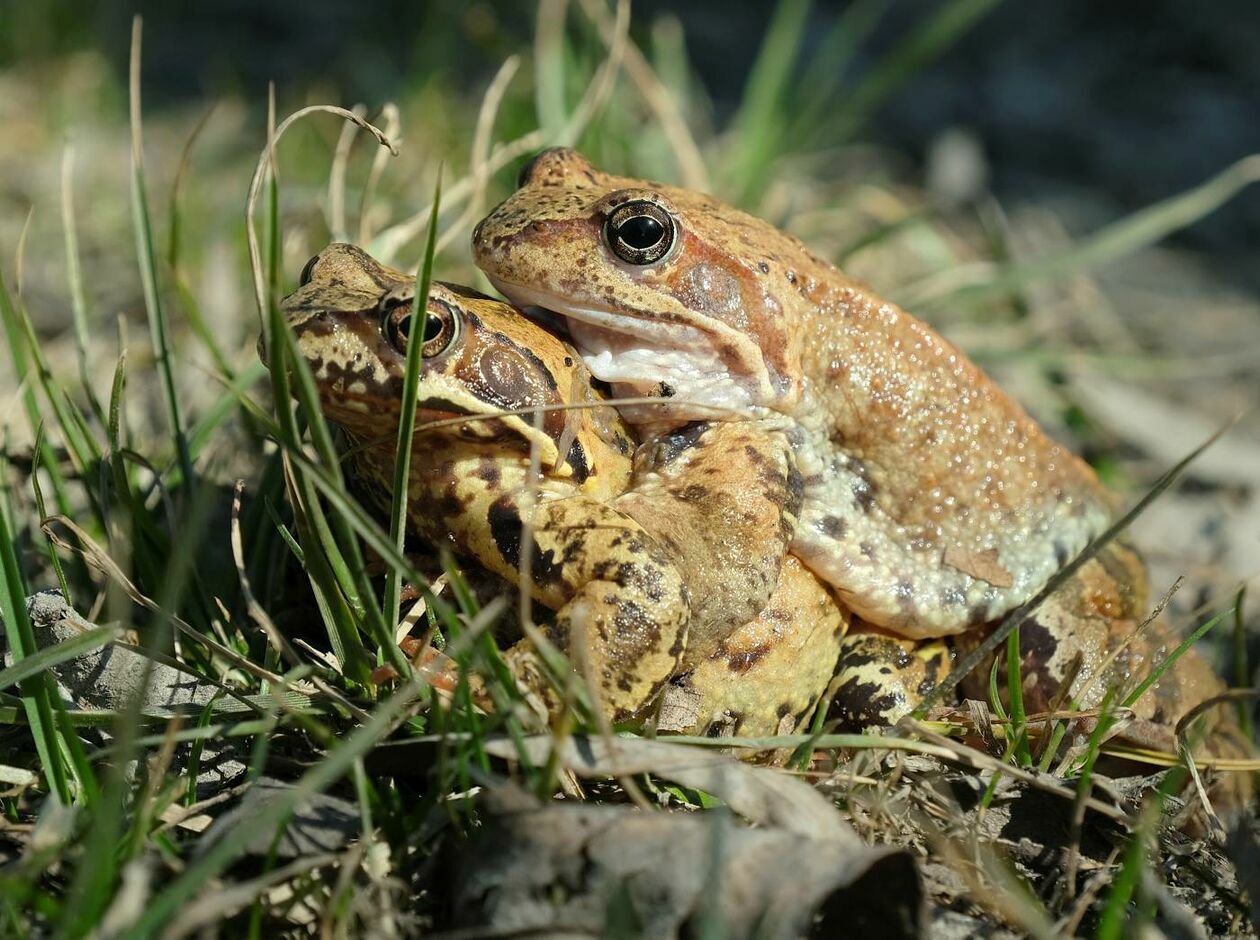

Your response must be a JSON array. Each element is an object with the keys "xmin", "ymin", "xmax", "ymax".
[
  {"xmin": 472, "ymin": 148, "xmax": 1116, "ymax": 639},
  {"xmin": 278, "ymin": 244, "xmax": 844, "ymax": 734},
  {"xmin": 470, "ymin": 150, "xmax": 1250, "ymax": 776}
]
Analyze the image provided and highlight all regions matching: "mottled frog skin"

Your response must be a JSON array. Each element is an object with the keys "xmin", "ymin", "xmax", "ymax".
[
  {"xmin": 472, "ymin": 149, "xmax": 1117, "ymax": 638},
  {"xmin": 279, "ymin": 244, "xmax": 843, "ymax": 732},
  {"xmin": 830, "ymin": 539, "xmax": 1243, "ymax": 764}
]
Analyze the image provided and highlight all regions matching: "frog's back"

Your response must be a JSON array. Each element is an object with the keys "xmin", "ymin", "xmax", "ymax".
[{"xmin": 787, "ymin": 273, "xmax": 1114, "ymax": 635}]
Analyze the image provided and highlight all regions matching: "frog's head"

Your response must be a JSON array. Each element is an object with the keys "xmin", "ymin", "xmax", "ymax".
[
  {"xmin": 473, "ymin": 148, "xmax": 809, "ymax": 425},
  {"xmin": 278, "ymin": 243, "xmax": 631, "ymax": 481}
]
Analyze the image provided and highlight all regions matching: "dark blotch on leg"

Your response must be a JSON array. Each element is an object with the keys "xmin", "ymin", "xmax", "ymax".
[
  {"xmin": 487, "ymin": 496, "xmax": 523, "ymax": 568},
  {"xmin": 565, "ymin": 439, "xmax": 591, "ymax": 483}
]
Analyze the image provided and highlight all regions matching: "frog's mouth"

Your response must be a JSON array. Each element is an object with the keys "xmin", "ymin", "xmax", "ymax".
[{"xmin": 491, "ymin": 279, "xmax": 758, "ymax": 421}]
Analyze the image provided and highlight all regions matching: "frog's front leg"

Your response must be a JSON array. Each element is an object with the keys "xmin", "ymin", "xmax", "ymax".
[
  {"xmin": 613, "ymin": 420, "xmax": 801, "ymax": 665},
  {"xmin": 437, "ymin": 487, "xmax": 690, "ymax": 721}
]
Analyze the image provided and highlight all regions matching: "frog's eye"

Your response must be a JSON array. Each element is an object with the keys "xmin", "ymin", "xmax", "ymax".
[
  {"xmin": 383, "ymin": 300, "xmax": 461, "ymax": 359},
  {"xmin": 298, "ymin": 253, "xmax": 320, "ymax": 286},
  {"xmin": 604, "ymin": 200, "xmax": 676, "ymax": 265}
]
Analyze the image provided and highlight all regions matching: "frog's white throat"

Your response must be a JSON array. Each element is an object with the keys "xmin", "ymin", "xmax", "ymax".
[{"xmin": 490, "ymin": 278, "xmax": 760, "ymax": 425}]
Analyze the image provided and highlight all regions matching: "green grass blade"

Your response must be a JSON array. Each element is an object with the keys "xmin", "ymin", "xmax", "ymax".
[
  {"xmin": 60, "ymin": 144, "xmax": 104, "ymax": 424},
  {"xmin": 300, "ymin": 459, "xmax": 369, "ymax": 620},
  {"xmin": 264, "ymin": 497, "xmax": 305, "ymax": 564},
  {"xmin": 787, "ymin": 0, "xmax": 888, "ymax": 145},
  {"xmin": 165, "ymin": 106, "xmax": 214, "ymax": 280},
  {"xmin": 54, "ymin": 704, "xmax": 100, "ymax": 807},
  {"xmin": 118, "ymin": 678, "xmax": 431, "ymax": 939},
  {"xmin": 2, "ymin": 266, "xmax": 101, "ymax": 478},
  {"xmin": 0, "ymin": 270, "xmax": 83, "ymax": 594},
  {"xmin": 383, "ymin": 174, "xmax": 441, "ymax": 627},
  {"xmin": 987, "ymin": 654, "xmax": 1008, "ymax": 721},
  {"xmin": 1122, "ymin": 609, "xmax": 1230, "ymax": 710},
  {"xmin": 1096, "ymin": 800, "xmax": 1155, "ymax": 940},
  {"xmin": 289, "ymin": 347, "xmax": 398, "ymax": 670},
  {"xmin": 100, "ymin": 353, "xmax": 188, "ymax": 627},
  {"xmin": 269, "ymin": 312, "xmax": 406, "ymax": 677},
  {"xmin": 534, "ymin": 0, "xmax": 570, "ymax": 139},
  {"xmin": 107, "ymin": 350, "xmax": 127, "ymax": 451},
  {"xmin": 1035, "ymin": 721, "xmax": 1070, "ymax": 774},
  {"xmin": 56, "ymin": 384, "xmax": 106, "ymax": 477},
  {"xmin": 1233, "ymin": 587, "xmax": 1253, "ymax": 739},
  {"xmin": 28, "ymin": 430, "xmax": 71, "ymax": 601},
  {"xmin": 185, "ymin": 362, "xmax": 270, "ymax": 462},
  {"xmin": 834, "ymin": 205, "xmax": 935, "ymax": 265},
  {"xmin": 1068, "ymin": 687, "xmax": 1120, "ymax": 823},
  {"xmin": 901, "ymin": 153, "xmax": 1260, "ymax": 309},
  {"xmin": 264, "ymin": 305, "xmax": 368, "ymax": 682},
  {"xmin": 720, "ymin": 0, "xmax": 811, "ymax": 203},
  {"xmin": 0, "ymin": 463, "xmax": 75, "ymax": 805},
  {"xmin": 291, "ymin": 490, "xmax": 361, "ymax": 674},
  {"xmin": 827, "ymin": 0, "xmax": 1002, "ymax": 147},
  {"xmin": 129, "ymin": 16, "xmax": 194, "ymax": 495},
  {"xmin": 1005, "ymin": 623, "xmax": 1030, "ymax": 765}
]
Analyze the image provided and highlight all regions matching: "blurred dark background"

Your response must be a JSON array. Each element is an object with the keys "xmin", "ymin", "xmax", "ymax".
[{"xmin": 4, "ymin": 0, "xmax": 1258, "ymax": 249}]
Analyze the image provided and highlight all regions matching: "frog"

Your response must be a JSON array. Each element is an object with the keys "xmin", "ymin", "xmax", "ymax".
[
  {"xmin": 278, "ymin": 243, "xmax": 844, "ymax": 734},
  {"xmin": 471, "ymin": 148, "xmax": 1118, "ymax": 640},
  {"xmin": 471, "ymin": 151, "xmax": 1251, "ymax": 786}
]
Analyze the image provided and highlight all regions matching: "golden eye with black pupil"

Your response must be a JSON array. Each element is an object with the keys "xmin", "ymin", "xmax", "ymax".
[
  {"xmin": 603, "ymin": 200, "xmax": 676, "ymax": 265},
  {"xmin": 383, "ymin": 300, "xmax": 460, "ymax": 358},
  {"xmin": 299, "ymin": 253, "xmax": 320, "ymax": 286}
]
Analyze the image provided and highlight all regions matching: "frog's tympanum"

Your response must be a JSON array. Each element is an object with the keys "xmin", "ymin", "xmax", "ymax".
[
  {"xmin": 471, "ymin": 150, "xmax": 1250, "ymax": 776},
  {"xmin": 279, "ymin": 244, "xmax": 844, "ymax": 734}
]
